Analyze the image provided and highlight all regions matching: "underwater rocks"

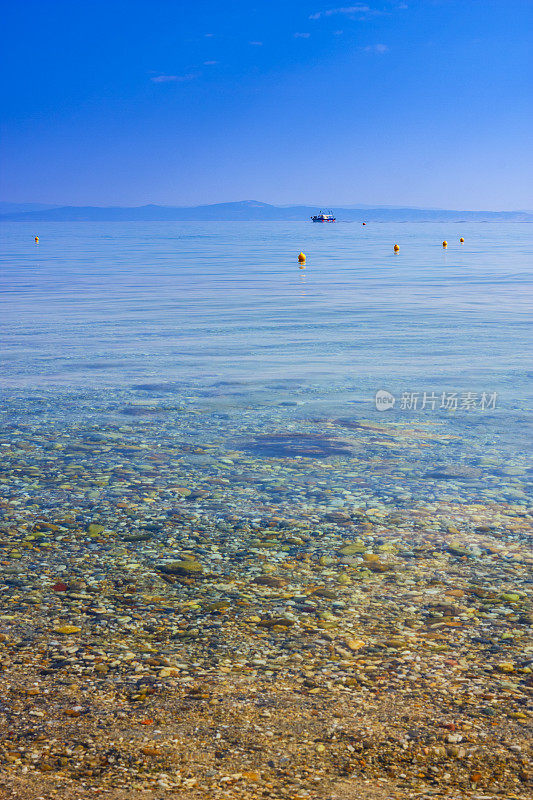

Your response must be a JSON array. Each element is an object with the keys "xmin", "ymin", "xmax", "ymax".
[
  {"xmin": 424, "ymin": 465, "xmax": 484, "ymax": 480},
  {"xmin": 251, "ymin": 576, "xmax": 286, "ymax": 588},
  {"xmin": 240, "ymin": 432, "xmax": 357, "ymax": 458},
  {"xmin": 0, "ymin": 386, "xmax": 531, "ymax": 799},
  {"xmin": 159, "ymin": 560, "xmax": 204, "ymax": 576}
]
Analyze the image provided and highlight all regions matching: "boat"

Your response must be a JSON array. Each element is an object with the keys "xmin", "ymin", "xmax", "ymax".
[{"xmin": 311, "ymin": 210, "xmax": 336, "ymax": 223}]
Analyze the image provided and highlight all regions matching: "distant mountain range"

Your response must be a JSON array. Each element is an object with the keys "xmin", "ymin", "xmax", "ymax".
[
  {"xmin": 0, "ymin": 202, "xmax": 60, "ymax": 215},
  {"xmin": 1, "ymin": 200, "xmax": 531, "ymax": 222}
]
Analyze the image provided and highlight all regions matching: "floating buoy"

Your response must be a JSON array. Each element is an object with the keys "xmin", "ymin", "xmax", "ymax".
[
  {"xmin": 298, "ymin": 252, "xmax": 306, "ymax": 263},
  {"xmin": 34, "ymin": 236, "xmax": 39, "ymax": 243},
  {"xmin": 460, "ymin": 237, "xmax": 464, "ymax": 243},
  {"xmin": 442, "ymin": 240, "xmax": 448, "ymax": 247},
  {"xmin": 393, "ymin": 244, "xmax": 400, "ymax": 252},
  {"xmin": 362, "ymin": 222, "xmax": 366, "ymax": 225}
]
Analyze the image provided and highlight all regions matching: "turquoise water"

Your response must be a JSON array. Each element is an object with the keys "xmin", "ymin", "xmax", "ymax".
[{"xmin": 1, "ymin": 221, "xmax": 532, "ymax": 508}]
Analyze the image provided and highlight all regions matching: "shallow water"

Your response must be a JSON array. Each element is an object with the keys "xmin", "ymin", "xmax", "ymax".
[{"xmin": 2, "ymin": 222, "xmax": 532, "ymax": 498}]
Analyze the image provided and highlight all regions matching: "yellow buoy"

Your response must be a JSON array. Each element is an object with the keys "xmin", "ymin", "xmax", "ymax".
[
  {"xmin": 393, "ymin": 244, "xmax": 400, "ymax": 252},
  {"xmin": 298, "ymin": 252, "xmax": 306, "ymax": 263},
  {"xmin": 34, "ymin": 236, "xmax": 39, "ymax": 243},
  {"xmin": 442, "ymin": 240, "xmax": 448, "ymax": 247},
  {"xmin": 460, "ymin": 237, "xmax": 464, "ymax": 243}
]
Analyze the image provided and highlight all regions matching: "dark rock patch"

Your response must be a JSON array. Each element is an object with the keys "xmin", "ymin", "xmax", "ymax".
[{"xmin": 240, "ymin": 433, "xmax": 354, "ymax": 458}]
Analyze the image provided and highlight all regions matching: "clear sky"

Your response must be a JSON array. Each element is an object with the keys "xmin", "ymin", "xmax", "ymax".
[{"xmin": 1, "ymin": 0, "xmax": 531, "ymax": 209}]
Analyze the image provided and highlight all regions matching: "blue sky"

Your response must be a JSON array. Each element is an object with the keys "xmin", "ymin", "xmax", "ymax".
[{"xmin": 1, "ymin": 0, "xmax": 531, "ymax": 209}]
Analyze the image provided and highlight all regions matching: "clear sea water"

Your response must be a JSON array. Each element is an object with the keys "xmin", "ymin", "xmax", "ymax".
[{"xmin": 1, "ymin": 221, "xmax": 532, "ymax": 509}]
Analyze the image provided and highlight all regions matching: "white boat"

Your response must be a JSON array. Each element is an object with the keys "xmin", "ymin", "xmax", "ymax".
[{"xmin": 311, "ymin": 210, "xmax": 336, "ymax": 223}]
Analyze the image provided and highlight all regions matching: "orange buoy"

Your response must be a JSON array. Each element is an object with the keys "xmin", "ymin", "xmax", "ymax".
[
  {"xmin": 362, "ymin": 222, "xmax": 366, "ymax": 226},
  {"xmin": 442, "ymin": 240, "xmax": 448, "ymax": 247},
  {"xmin": 34, "ymin": 236, "xmax": 39, "ymax": 243},
  {"xmin": 460, "ymin": 237, "xmax": 464, "ymax": 243},
  {"xmin": 393, "ymin": 244, "xmax": 400, "ymax": 252},
  {"xmin": 298, "ymin": 252, "xmax": 306, "ymax": 263}
]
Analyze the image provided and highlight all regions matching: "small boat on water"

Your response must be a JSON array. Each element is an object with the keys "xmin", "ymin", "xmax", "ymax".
[{"xmin": 311, "ymin": 210, "xmax": 336, "ymax": 223}]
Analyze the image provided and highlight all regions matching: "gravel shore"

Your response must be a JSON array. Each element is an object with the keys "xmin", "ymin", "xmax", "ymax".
[{"xmin": 1, "ymin": 387, "xmax": 531, "ymax": 799}]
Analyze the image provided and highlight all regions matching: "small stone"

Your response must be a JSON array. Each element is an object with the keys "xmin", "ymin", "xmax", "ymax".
[
  {"xmin": 258, "ymin": 617, "xmax": 295, "ymax": 628},
  {"xmin": 252, "ymin": 576, "xmax": 286, "ymax": 588},
  {"xmin": 366, "ymin": 560, "xmax": 390, "ymax": 573},
  {"xmin": 496, "ymin": 661, "xmax": 515, "ymax": 673},
  {"xmin": 344, "ymin": 638, "xmax": 365, "ymax": 651},
  {"xmin": 448, "ymin": 542, "xmax": 474, "ymax": 557},
  {"xmin": 339, "ymin": 543, "xmax": 365, "ymax": 556},
  {"xmin": 242, "ymin": 771, "xmax": 260, "ymax": 781},
  {"xmin": 54, "ymin": 625, "xmax": 82, "ymax": 634},
  {"xmin": 160, "ymin": 560, "xmax": 203, "ymax": 576},
  {"xmin": 313, "ymin": 588, "xmax": 337, "ymax": 599},
  {"xmin": 87, "ymin": 524, "xmax": 105, "ymax": 535},
  {"xmin": 337, "ymin": 573, "xmax": 351, "ymax": 585},
  {"xmin": 141, "ymin": 746, "xmax": 161, "ymax": 756}
]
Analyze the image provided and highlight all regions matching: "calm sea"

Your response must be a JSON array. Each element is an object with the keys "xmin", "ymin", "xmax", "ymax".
[{"xmin": 1, "ymin": 220, "xmax": 532, "ymax": 506}]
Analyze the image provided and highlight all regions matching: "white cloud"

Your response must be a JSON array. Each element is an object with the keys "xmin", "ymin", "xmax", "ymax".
[
  {"xmin": 294, "ymin": 32, "xmax": 311, "ymax": 38},
  {"xmin": 151, "ymin": 74, "xmax": 196, "ymax": 83},
  {"xmin": 309, "ymin": 5, "xmax": 371, "ymax": 20},
  {"xmin": 363, "ymin": 43, "xmax": 389, "ymax": 53}
]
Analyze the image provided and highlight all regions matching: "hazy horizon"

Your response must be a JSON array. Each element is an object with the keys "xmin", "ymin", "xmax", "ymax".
[{"xmin": 1, "ymin": 199, "xmax": 532, "ymax": 214}]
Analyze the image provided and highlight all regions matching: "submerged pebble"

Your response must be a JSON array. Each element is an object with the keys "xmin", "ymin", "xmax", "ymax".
[{"xmin": 0, "ymin": 385, "xmax": 531, "ymax": 799}]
